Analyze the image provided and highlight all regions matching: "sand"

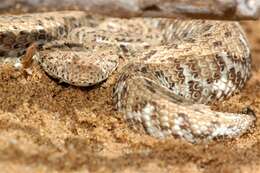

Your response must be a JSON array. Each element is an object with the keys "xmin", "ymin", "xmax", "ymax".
[{"xmin": 0, "ymin": 14, "xmax": 259, "ymax": 173}]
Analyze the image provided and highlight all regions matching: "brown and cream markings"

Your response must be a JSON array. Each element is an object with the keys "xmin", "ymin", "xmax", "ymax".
[{"xmin": 0, "ymin": 11, "xmax": 255, "ymax": 143}]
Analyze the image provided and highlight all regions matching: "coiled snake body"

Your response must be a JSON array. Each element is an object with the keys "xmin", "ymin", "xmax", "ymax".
[{"xmin": 0, "ymin": 11, "xmax": 255, "ymax": 143}]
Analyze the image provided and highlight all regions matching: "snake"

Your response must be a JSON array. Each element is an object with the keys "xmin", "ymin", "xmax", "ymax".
[{"xmin": 0, "ymin": 11, "xmax": 256, "ymax": 143}]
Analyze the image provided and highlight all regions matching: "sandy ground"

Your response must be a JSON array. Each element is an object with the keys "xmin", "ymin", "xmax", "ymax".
[{"xmin": 0, "ymin": 13, "xmax": 259, "ymax": 173}]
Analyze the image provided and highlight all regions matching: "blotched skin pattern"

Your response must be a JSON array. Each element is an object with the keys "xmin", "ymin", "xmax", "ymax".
[{"xmin": 0, "ymin": 11, "xmax": 256, "ymax": 143}]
